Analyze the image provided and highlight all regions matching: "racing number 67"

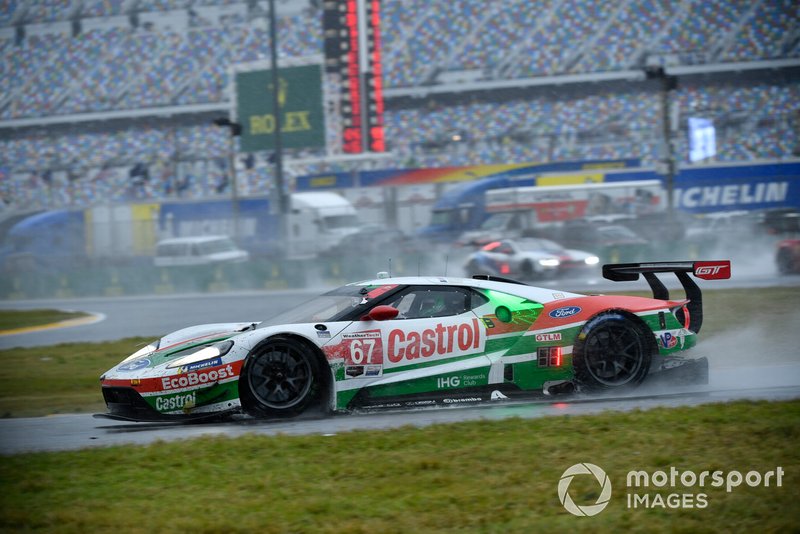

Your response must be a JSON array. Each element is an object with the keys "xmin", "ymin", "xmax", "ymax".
[{"xmin": 349, "ymin": 338, "xmax": 376, "ymax": 364}]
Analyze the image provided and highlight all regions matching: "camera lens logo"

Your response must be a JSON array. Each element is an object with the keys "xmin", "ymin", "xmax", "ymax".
[{"xmin": 558, "ymin": 463, "xmax": 612, "ymax": 517}]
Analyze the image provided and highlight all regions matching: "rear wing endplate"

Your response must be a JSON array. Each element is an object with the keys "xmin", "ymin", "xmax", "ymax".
[{"xmin": 602, "ymin": 260, "xmax": 731, "ymax": 333}]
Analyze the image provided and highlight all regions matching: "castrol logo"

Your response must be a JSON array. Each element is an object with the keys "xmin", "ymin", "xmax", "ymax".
[{"xmin": 388, "ymin": 318, "xmax": 484, "ymax": 363}]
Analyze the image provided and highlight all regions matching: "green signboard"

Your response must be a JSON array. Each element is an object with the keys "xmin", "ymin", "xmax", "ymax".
[{"xmin": 236, "ymin": 64, "xmax": 326, "ymax": 153}]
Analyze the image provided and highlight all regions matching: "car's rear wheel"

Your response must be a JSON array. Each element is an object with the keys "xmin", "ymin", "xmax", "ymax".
[
  {"xmin": 777, "ymin": 248, "xmax": 793, "ymax": 275},
  {"xmin": 572, "ymin": 313, "xmax": 651, "ymax": 391},
  {"xmin": 240, "ymin": 336, "xmax": 321, "ymax": 417},
  {"xmin": 520, "ymin": 261, "xmax": 535, "ymax": 279}
]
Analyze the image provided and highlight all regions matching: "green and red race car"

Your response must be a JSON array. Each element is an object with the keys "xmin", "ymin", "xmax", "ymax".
[{"xmin": 98, "ymin": 260, "xmax": 730, "ymax": 422}]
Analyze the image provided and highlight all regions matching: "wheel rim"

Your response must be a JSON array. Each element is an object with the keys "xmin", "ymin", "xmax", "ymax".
[
  {"xmin": 248, "ymin": 343, "xmax": 313, "ymax": 409},
  {"xmin": 583, "ymin": 323, "xmax": 644, "ymax": 386}
]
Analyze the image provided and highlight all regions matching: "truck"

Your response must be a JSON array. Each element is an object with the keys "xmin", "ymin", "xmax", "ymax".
[
  {"xmin": 456, "ymin": 180, "xmax": 664, "ymax": 247},
  {"xmin": 0, "ymin": 192, "xmax": 361, "ymax": 272},
  {"xmin": 417, "ymin": 160, "xmax": 800, "ymax": 243}
]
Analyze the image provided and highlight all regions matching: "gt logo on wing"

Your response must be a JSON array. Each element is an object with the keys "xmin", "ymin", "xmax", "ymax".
[{"xmin": 694, "ymin": 261, "xmax": 731, "ymax": 280}]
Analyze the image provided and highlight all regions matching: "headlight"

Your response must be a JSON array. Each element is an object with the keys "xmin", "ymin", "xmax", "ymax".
[
  {"xmin": 166, "ymin": 340, "xmax": 234, "ymax": 369},
  {"xmin": 118, "ymin": 341, "xmax": 159, "ymax": 365},
  {"xmin": 538, "ymin": 258, "xmax": 560, "ymax": 267},
  {"xmin": 584, "ymin": 256, "xmax": 600, "ymax": 265}
]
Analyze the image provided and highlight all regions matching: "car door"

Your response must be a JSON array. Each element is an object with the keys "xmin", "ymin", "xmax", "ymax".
[{"xmin": 325, "ymin": 285, "xmax": 491, "ymax": 393}]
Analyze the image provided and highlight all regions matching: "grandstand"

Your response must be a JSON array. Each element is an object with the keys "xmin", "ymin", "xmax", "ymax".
[{"xmin": 1, "ymin": 0, "xmax": 798, "ymax": 211}]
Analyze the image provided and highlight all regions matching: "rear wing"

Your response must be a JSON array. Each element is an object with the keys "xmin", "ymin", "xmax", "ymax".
[{"xmin": 603, "ymin": 260, "xmax": 731, "ymax": 333}]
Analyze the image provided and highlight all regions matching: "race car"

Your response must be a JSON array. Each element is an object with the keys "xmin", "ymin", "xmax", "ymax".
[
  {"xmin": 464, "ymin": 238, "xmax": 599, "ymax": 279},
  {"xmin": 776, "ymin": 239, "xmax": 800, "ymax": 274},
  {"xmin": 98, "ymin": 260, "xmax": 730, "ymax": 422}
]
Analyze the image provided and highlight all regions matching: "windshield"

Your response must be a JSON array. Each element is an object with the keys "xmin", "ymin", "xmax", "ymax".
[
  {"xmin": 517, "ymin": 238, "xmax": 564, "ymax": 253},
  {"xmin": 323, "ymin": 215, "xmax": 359, "ymax": 230},
  {"xmin": 480, "ymin": 213, "xmax": 513, "ymax": 230},
  {"xmin": 258, "ymin": 284, "xmax": 399, "ymax": 327},
  {"xmin": 429, "ymin": 210, "xmax": 454, "ymax": 226},
  {"xmin": 198, "ymin": 238, "xmax": 237, "ymax": 255},
  {"xmin": 599, "ymin": 226, "xmax": 639, "ymax": 239}
]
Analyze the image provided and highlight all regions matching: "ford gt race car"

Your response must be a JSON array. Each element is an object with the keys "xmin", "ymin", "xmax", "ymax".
[{"xmin": 98, "ymin": 260, "xmax": 730, "ymax": 422}]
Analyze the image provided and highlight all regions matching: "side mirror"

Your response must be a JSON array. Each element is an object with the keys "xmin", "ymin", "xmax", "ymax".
[{"xmin": 362, "ymin": 305, "xmax": 399, "ymax": 321}]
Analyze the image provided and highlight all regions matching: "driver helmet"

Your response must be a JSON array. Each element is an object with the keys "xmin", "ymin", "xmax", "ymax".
[{"xmin": 419, "ymin": 293, "xmax": 446, "ymax": 316}]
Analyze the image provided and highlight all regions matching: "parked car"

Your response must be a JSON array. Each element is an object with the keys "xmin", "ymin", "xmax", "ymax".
[
  {"xmin": 154, "ymin": 235, "xmax": 249, "ymax": 267},
  {"xmin": 322, "ymin": 225, "xmax": 424, "ymax": 258},
  {"xmin": 776, "ymin": 239, "xmax": 800, "ymax": 274}
]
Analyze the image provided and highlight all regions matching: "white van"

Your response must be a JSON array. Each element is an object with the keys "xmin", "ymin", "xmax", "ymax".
[{"xmin": 154, "ymin": 235, "xmax": 249, "ymax": 267}]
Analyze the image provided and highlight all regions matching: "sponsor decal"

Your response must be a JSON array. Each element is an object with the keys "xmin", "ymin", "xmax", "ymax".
[
  {"xmin": 364, "ymin": 365, "xmax": 382, "ymax": 377},
  {"xmin": 388, "ymin": 318, "xmax": 484, "ymax": 363},
  {"xmin": 481, "ymin": 317, "xmax": 496, "ymax": 328},
  {"xmin": 491, "ymin": 390, "xmax": 508, "ymax": 400},
  {"xmin": 438, "ymin": 373, "xmax": 486, "ymax": 388},
  {"xmin": 693, "ymin": 261, "xmax": 731, "ymax": 280},
  {"xmin": 368, "ymin": 402, "xmax": 402, "ymax": 409},
  {"xmin": 118, "ymin": 358, "xmax": 151, "ymax": 372},
  {"xmin": 161, "ymin": 364, "xmax": 235, "ymax": 391},
  {"xmin": 343, "ymin": 329, "xmax": 383, "ymax": 365},
  {"xmin": 155, "ymin": 392, "xmax": 196, "ymax": 412},
  {"xmin": 659, "ymin": 332, "xmax": 678, "ymax": 349},
  {"xmin": 437, "ymin": 376, "xmax": 460, "ymax": 388},
  {"xmin": 549, "ymin": 306, "xmax": 582, "ymax": 319},
  {"xmin": 343, "ymin": 331, "xmax": 382, "ymax": 339},
  {"xmin": 345, "ymin": 366, "xmax": 365, "ymax": 378},
  {"xmin": 535, "ymin": 332, "xmax": 563, "ymax": 342},
  {"xmin": 443, "ymin": 397, "xmax": 482, "ymax": 404},
  {"xmin": 404, "ymin": 400, "xmax": 437, "ymax": 407},
  {"xmin": 178, "ymin": 357, "xmax": 222, "ymax": 373},
  {"xmin": 317, "ymin": 330, "xmax": 331, "ymax": 338},
  {"xmin": 552, "ymin": 292, "xmax": 566, "ymax": 299}
]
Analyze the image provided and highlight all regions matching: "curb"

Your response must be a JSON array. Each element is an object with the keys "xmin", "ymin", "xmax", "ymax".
[{"xmin": 0, "ymin": 312, "xmax": 106, "ymax": 336}]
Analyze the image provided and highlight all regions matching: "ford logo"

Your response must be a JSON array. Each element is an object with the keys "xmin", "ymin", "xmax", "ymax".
[
  {"xmin": 549, "ymin": 306, "xmax": 581, "ymax": 319},
  {"xmin": 118, "ymin": 358, "xmax": 151, "ymax": 372}
]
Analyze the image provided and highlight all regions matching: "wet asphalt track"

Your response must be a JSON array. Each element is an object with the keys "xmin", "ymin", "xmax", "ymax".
[{"xmin": 1, "ymin": 271, "xmax": 799, "ymax": 455}]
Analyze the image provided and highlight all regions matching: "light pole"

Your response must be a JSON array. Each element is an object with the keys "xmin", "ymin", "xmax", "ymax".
[
  {"xmin": 645, "ymin": 66, "xmax": 678, "ymax": 213},
  {"xmin": 213, "ymin": 118, "xmax": 242, "ymax": 243},
  {"xmin": 267, "ymin": 0, "xmax": 289, "ymax": 260}
]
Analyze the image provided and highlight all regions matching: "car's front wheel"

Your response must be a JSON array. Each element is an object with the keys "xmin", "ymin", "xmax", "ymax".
[
  {"xmin": 572, "ymin": 313, "xmax": 651, "ymax": 391},
  {"xmin": 240, "ymin": 336, "xmax": 321, "ymax": 418}
]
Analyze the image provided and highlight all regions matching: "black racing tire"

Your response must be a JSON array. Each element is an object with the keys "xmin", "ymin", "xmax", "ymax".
[
  {"xmin": 572, "ymin": 313, "xmax": 652, "ymax": 391},
  {"xmin": 466, "ymin": 260, "xmax": 481, "ymax": 275},
  {"xmin": 466, "ymin": 260, "xmax": 493, "ymax": 277},
  {"xmin": 776, "ymin": 248, "xmax": 793, "ymax": 275},
  {"xmin": 520, "ymin": 261, "xmax": 535, "ymax": 280},
  {"xmin": 239, "ymin": 336, "xmax": 322, "ymax": 418}
]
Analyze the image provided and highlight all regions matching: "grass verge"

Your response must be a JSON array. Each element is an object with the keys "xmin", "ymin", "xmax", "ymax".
[
  {"xmin": 0, "ymin": 400, "xmax": 798, "ymax": 533},
  {"xmin": 0, "ymin": 337, "xmax": 151, "ymax": 417}
]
